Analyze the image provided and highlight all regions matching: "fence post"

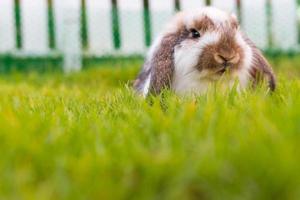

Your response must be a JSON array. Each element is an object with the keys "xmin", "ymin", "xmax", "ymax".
[{"xmin": 61, "ymin": 0, "xmax": 82, "ymax": 72}]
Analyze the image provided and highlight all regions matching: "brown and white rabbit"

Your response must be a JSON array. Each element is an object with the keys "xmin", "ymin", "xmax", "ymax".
[{"xmin": 134, "ymin": 7, "xmax": 276, "ymax": 96}]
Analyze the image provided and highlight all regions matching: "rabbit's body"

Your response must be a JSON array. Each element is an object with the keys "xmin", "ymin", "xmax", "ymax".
[{"xmin": 134, "ymin": 7, "xmax": 276, "ymax": 96}]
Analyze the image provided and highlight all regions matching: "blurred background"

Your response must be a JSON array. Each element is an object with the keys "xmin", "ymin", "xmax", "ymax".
[
  {"xmin": 0, "ymin": 0, "xmax": 299, "ymax": 72},
  {"xmin": 2, "ymin": 2, "xmax": 300, "ymax": 199}
]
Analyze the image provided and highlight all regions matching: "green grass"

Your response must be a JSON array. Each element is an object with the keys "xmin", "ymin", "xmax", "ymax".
[{"xmin": 1, "ymin": 56, "xmax": 300, "ymax": 200}]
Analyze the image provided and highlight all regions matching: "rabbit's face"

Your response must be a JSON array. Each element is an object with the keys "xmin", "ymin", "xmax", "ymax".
[{"xmin": 172, "ymin": 8, "xmax": 249, "ymax": 81}]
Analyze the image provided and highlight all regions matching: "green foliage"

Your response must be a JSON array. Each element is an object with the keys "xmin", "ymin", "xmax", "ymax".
[{"xmin": 1, "ymin": 57, "xmax": 300, "ymax": 199}]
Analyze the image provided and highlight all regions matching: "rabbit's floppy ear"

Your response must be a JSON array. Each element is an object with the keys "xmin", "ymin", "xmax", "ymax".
[
  {"xmin": 148, "ymin": 32, "xmax": 181, "ymax": 95},
  {"xmin": 249, "ymin": 49, "xmax": 276, "ymax": 91},
  {"xmin": 243, "ymin": 34, "xmax": 276, "ymax": 91}
]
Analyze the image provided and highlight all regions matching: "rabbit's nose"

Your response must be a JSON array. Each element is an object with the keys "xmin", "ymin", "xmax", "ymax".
[{"xmin": 214, "ymin": 53, "xmax": 240, "ymax": 65}]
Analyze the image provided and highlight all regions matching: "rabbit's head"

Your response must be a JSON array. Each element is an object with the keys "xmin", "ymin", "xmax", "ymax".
[
  {"xmin": 169, "ymin": 8, "xmax": 251, "ymax": 81},
  {"xmin": 134, "ymin": 7, "xmax": 275, "ymax": 96}
]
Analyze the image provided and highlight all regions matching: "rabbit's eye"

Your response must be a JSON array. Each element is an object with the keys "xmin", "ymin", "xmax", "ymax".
[{"xmin": 190, "ymin": 29, "xmax": 200, "ymax": 38}]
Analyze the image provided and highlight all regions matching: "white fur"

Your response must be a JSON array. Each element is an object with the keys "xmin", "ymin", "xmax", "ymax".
[
  {"xmin": 172, "ymin": 31, "xmax": 221, "ymax": 94},
  {"xmin": 142, "ymin": 74, "xmax": 151, "ymax": 97}
]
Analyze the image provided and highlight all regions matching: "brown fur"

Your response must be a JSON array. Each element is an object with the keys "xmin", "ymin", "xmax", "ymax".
[
  {"xmin": 149, "ymin": 29, "xmax": 186, "ymax": 94},
  {"xmin": 197, "ymin": 23, "xmax": 244, "ymax": 73},
  {"xmin": 243, "ymin": 34, "xmax": 276, "ymax": 91},
  {"xmin": 192, "ymin": 16, "xmax": 215, "ymax": 32}
]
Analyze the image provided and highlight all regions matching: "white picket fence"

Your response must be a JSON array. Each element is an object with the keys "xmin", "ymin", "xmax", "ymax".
[{"xmin": 0, "ymin": 0, "xmax": 299, "ymax": 71}]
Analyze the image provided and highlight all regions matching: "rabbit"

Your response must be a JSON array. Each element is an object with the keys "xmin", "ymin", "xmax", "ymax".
[{"xmin": 134, "ymin": 7, "xmax": 276, "ymax": 97}]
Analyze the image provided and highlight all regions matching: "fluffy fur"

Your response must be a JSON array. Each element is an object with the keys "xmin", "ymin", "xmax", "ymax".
[{"xmin": 134, "ymin": 7, "xmax": 276, "ymax": 96}]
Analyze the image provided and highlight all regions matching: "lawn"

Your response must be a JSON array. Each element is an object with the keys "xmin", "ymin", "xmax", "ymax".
[{"xmin": 1, "ymin": 56, "xmax": 300, "ymax": 200}]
